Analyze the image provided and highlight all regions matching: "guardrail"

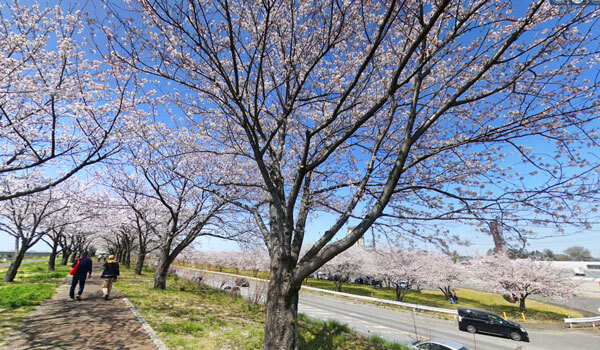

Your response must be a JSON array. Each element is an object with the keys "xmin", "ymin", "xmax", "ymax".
[
  {"xmin": 176, "ymin": 266, "xmax": 458, "ymax": 316},
  {"xmin": 301, "ymin": 285, "xmax": 458, "ymax": 315},
  {"xmin": 563, "ymin": 316, "xmax": 600, "ymax": 328}
]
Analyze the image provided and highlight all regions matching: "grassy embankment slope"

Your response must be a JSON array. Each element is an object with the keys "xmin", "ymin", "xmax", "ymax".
[
  {"xmin": 188, "ymin": 264, "xmax": 582, "ymax": 323},
  {"xmin": 116, "ymin": 267, "xmax": 409, "ymax": 350},
  {"xmin": 0, "ymin": 261, "xmax": 69, "ymax": 344}
]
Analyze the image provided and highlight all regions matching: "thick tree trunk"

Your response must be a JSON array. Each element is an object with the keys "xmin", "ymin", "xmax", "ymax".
[
  {"xmin": 519, "ymin": 296, "xmax": 527, "ymax": 312},
  {"xmin": 153, "ymin": 248, "xmax": 171, "ymax": 290},
  {"xmin": 135, "ymin": 232, "xmax": 147, "ymax": 275},
  {"xmin": 334, "ymin": 279, "xmax": 343, "ymax": 292},
  {"xmin": 48, "ymin": 251, "xmax": 57, "ymax": 271},
  {"xmin": 264, "ymin": 276, "xmax": 300, "ymax": 350},
  {"xmin": 135, "ymin": 249, "xmax": 146, "ymax": 275},
  {"xmin": 48, "ymin": 240, "xmax": 59, "ymax": 271},
  {"xmin": 61, "ymin": 251, "xmax": 71, "ymax": 265},
  {"xmin": 124, "ymin": 250, "xmax": 131, "ymax": 269},
  {"xmin": 119, "ymin": 246, "xmax": 125, "ymax": 265},
  {"xmin": 3, "ymin": 246, "xmax": 27, "ymax": 282},
  {"xmin": 399, "ymin": 288, "xmax": 408, "ymax": 301}
]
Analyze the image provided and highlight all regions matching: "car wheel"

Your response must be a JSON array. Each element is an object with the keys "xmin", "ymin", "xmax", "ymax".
[
  {"xmin": 509, "ymin": 331, "xmax": 522, "ymax": 341},
  {"xmin": 466, "ymin": 325, "xmax": 477, "ymax": 334}
]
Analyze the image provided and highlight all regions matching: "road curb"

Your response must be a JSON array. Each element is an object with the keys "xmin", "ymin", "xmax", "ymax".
[{"xmin": 122, "ymin": 295, "xmax": 169, "ymax": 350}]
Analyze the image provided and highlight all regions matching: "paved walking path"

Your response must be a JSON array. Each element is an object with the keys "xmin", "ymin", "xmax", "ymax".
[{"xmin": 4, "ymin": 267, "xmax": 158, "ymax": 350}]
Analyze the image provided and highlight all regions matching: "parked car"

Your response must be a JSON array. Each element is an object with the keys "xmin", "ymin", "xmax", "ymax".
[
  {"xmin": 235, "ymin": 278, "xmax": 249, "ymax": 287},
  {"xmin": 317, "ymin": 271, "xmax": 329, "ymax": 280},
  {"xmin": 359, "ymin": 276, "xmax": 381, "ymax": 288},
  {"xmin": 398, "ymin": 280, "xmax": 411, "ymax": 289},
  {"xmin": 457, "ymin": 308, "xmax": 529, "ymax": 342},
  {"xmin": 410, "ymin": 338, "xmax": 471, "ymax": 350},
  {"xmin": 574, "ymin": 267, "xmax": 585, "ymax": 276}
]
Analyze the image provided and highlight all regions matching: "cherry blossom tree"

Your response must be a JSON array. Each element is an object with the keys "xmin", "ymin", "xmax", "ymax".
[
  {"xmin": 229, "ymin": 252, "xmax": 247, "ymax": 274},
  {"xmin": 421, "ymin": 253, "xmax": 464, "ymax": 300},
  {"xmin": 102, "ymin": 1, "xmax": 600, "ymax": 347},
  {"xmin": 470, "ymin": 254, "xmax": 578, "ymax": 312},
  {"xmin": 104, "ymin": 168, "xmax": 165, "ymax": 274},
  {"xmin": 130, "ymin": 202, "xmax": 161, "ymax": 275},
  {"xmin": 204, "ymin": 251, "xmax": 231, "ymax": 272},
  {"xmin": 321, "ymin": 245, "xmax": 366, "ymax": 292},
  {"xmin": 0, "ymin": 2, "xmax": 140, "ymax": 202},
  {"xmin": 372, "ymin": 249, "xmax": 430, "ymax": 301},
  {"xmin": 103, "ymin": 123, "xmax": 240, "ymax": 290},
  {"xmin": 0, "ymin": 178, "xmax": 68, "ymax": 281},
  {"xmin": 113, "ymin": 223, "xmax": 137, "ymax": 269},
  {"xmin": 58, "ymin": 231, "xmax": 75, "ymax": 265},
  {"xmin": 41, "ymin": 188, "xmax": 98, "ymax": 271},
  {"xmin": 242, "ymin": 248, "xmax": 270, "ymax": 277},
  {"xmin": 68, "ymin": 221, "xmax": 103, "ymax": 263},
  {"xmin": 43, "ymin": 224, "xmax": 65, "ymax": 271},
  {"xmin": 94, "ymin": 200, "xmax": 141, "ymax": 269},
  {"xmin": 58, "ymin": 225, "xmax": 91, "ymax": 265}
]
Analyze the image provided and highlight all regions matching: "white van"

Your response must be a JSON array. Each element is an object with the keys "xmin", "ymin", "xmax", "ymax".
[{"xmin": 573, "ymin": 267, "xmax": 585, "ymax": 276}]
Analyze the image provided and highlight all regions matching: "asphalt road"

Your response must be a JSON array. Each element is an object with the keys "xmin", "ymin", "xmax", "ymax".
[
  {"xmin": 176, "ymin": 267, "xmax": 600, "ymax": 350},
  {"xmin": 298, "ymin": 292, "xmax": 599, "ymax": 350}
]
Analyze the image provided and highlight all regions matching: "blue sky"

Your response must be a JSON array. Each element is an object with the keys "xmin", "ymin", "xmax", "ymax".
[{"xmin": 1, "ymin": 1, "xmax": 600, "ymax": 259}]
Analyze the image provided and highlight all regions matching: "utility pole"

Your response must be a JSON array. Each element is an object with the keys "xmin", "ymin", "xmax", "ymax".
[
  {"xmin": 489, "ymin": 219, "xmax": 505, "ymax": 254},
  {"xmin": 371, "ymin": 227, "xmax": 376, "ymax": 250}
]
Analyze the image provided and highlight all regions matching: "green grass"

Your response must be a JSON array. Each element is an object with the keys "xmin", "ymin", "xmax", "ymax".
[
  {"xmin": 117, "ymin": 266, "xmax": 409, "ymax": 349},
  {"xmin": 297, "ymin": 314, "xmax": 408, "ymax": 350},
  {"xmin": 0, "ymin": 260, "xmax": 69, "ymax": 345},
  {"xmin": 0, "ymin": 284, "xmax": 57, "ymax": 308}
]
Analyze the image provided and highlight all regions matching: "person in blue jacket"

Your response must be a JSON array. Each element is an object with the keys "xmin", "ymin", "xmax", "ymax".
[{"xmin": 69, "ymin": 250, "xmax": 92, "ymax": 301}]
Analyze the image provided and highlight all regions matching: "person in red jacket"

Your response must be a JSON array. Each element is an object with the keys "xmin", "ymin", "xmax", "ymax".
[
  {"xmin": 69, "ymin": 251, "xmax": 92, "ymax": 301},
  {"xmin": 100, "ymin": 255, "xmax": 120, "ymax": 300}
]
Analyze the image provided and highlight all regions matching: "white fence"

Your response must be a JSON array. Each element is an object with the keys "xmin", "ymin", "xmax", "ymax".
[
  {"xmin": 177, "ymin": 266, "xmax": 458, "ymax": 315},
  {"xmin": 563, "ymin": 316, "xmax": 600, "ymax": 328}
]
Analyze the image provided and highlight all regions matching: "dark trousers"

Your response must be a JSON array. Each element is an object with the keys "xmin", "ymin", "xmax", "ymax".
[{"xmin": 69, "ymin": 274, "xmax": 87, "ymax": 298}]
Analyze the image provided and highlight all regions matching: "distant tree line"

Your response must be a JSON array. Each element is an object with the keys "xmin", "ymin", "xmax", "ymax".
[{"xmin": 504, "ymin": 246, "xmax": 596, "ymax": 261}]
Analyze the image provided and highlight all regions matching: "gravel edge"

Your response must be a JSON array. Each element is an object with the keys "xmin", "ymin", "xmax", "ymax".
[{"xmin": 122, "ymin": 295, "xmax": 169, "ymax": 350}]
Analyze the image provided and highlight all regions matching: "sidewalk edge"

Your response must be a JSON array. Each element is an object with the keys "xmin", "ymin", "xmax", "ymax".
[{"xmin": 122, "ymin": 296, "xmax": 169, "ymax": 350}]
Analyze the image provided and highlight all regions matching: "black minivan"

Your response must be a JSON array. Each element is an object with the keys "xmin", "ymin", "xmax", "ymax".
[{"xmin": 457, "ymin": 308, "xmax": 529, "ymax": 342}]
